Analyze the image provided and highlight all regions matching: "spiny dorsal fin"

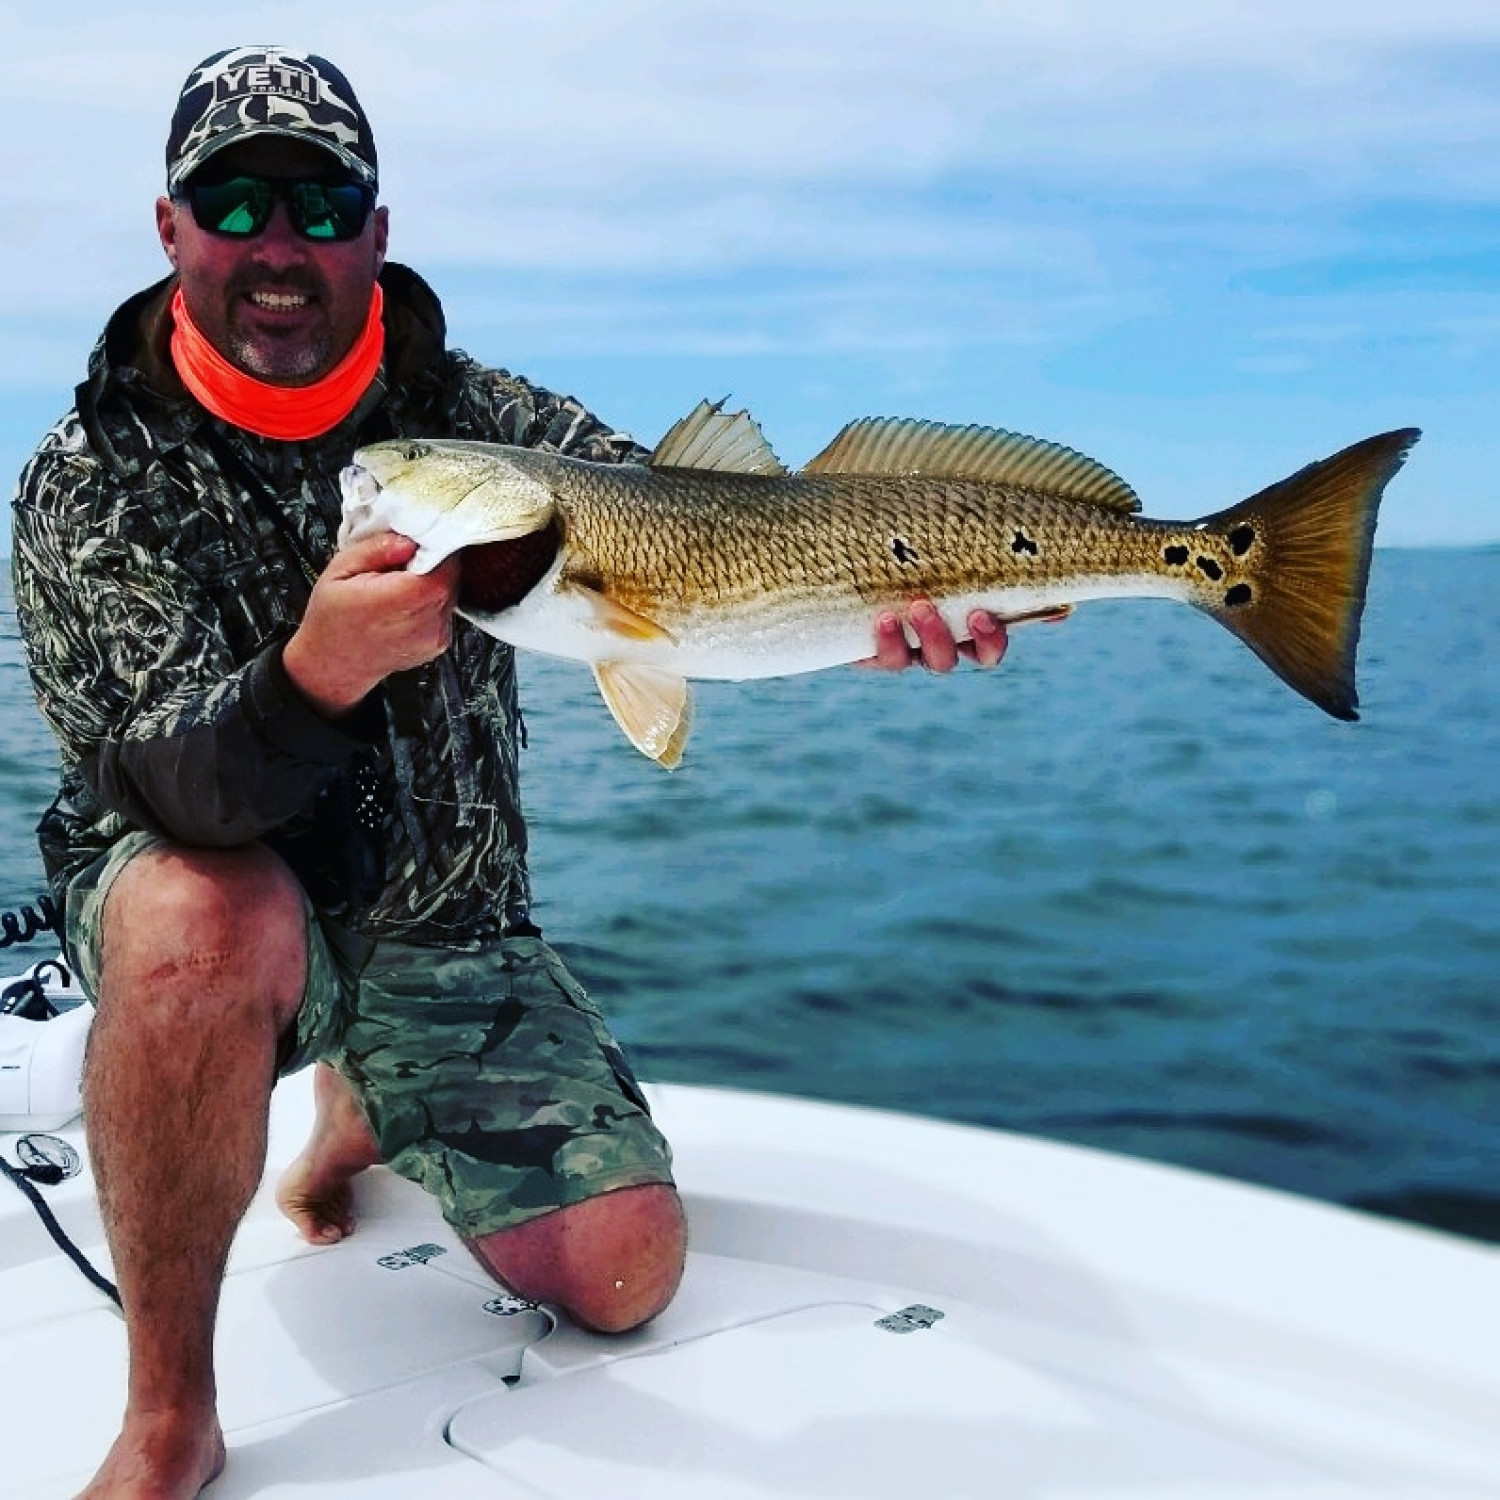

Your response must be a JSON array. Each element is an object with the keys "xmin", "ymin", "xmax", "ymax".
[
  {"xmin": 803, "ymin": 418, "xmax": 1140, "ymax": 514},
  {"xmin": 650, "ymin": 399, "xmax": 787, "ymax": 476}
]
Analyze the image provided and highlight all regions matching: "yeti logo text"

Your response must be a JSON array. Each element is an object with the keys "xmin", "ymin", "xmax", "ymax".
[{"xmin": 214, "ymin": 63, "xmax": 320, "ymax": 106}]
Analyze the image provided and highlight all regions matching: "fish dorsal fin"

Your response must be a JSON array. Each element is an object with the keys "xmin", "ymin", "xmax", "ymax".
[
  {"xmin": 650, "ymin": 399, "xmax": 788, "ymax": 476},
  {"xmin": 802, "ymin": 418, "xmax": 1140, "ymax": 514},
  {"xmin": 592, "ymin": 662, "xmax": 694, "ymax": 769}
]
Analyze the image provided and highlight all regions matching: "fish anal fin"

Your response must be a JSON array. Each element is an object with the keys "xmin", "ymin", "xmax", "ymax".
[
  {"xmin": 651, "ymin": 399, "xmax": 787, "ymax": 476},
  {"xmin": 592, "ymin": 662, "xmax": 694, "ymax": 768},
  {"xmin": 803, "ymin": 418, "xmax": 1140, "ymax": 514},
  {"xmin": 561, "ymin": 581, "xmax": 676, "ymax": 643}
]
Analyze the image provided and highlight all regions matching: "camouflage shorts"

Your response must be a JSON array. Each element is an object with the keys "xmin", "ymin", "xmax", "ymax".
[
  {"xmin": 64, "ymin": 831, "xmax": 675, "ymax": 1238},
  {"xmin": 324, "ymin": 930, "xmax": 674, "ymax": 1238}
]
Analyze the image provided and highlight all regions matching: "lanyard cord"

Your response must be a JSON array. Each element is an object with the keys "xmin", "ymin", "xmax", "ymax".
[{"xmin": 0, "ymin": 1148, "xmax": 121, "ymax": 1310}]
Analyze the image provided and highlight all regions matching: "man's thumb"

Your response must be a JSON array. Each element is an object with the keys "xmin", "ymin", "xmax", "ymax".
[{"xmin": 332, "ymin": 529, "xmax": 420, "ymax": 577}]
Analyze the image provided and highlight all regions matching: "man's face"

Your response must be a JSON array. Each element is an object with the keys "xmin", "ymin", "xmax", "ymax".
[{"xmin": 157, "ymin": 137, "xmax": 389, "ymax": 386}]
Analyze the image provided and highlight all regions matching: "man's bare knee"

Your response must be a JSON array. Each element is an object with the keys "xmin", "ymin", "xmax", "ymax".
[
  {"xmin": 468, "ymin": 1183, "xmax": 687, "ymax": 1334},
  {"xmin": 101, "ymin": 843, "xmax": 307, "ymax": 1031}
]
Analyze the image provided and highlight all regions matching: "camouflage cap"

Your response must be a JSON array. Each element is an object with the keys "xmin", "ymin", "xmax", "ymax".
[{"xmin": 166, "ymin": 46, "xmax": 378, "ymax": 194}]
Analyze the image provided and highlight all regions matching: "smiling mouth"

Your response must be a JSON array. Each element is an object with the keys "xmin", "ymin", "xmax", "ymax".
[{"xmin": 248, "ymin": 290, "xmax": 312, "ymax": 312}]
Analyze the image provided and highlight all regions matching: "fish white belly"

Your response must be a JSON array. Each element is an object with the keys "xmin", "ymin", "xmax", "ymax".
[{"xmin": 463, "ymin": 573, "xmax": 1192, "ymax": 682}]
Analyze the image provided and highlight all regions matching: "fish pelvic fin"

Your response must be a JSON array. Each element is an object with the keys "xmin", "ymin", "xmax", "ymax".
[
  {"xmin": 592, "ymin": 662, "xmax": 694, "ymax": 769},
  {"xmin": 1197, "ymin": 428, "xmax": 1420, "ymax": 721}
]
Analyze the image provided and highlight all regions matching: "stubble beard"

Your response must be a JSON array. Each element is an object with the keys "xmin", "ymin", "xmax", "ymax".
[
  {"xmin": 224, "ymin": 272, "xmax": 334, "ymax": 384},
  {"xmin": 229, "ymin": 329, "xmax": 334, "ymax": 383}
]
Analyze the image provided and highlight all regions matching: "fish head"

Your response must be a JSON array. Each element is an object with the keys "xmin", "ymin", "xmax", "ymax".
[{"xmin": 338, "ymin": 438, "xmax": 558, "ymax": 573}]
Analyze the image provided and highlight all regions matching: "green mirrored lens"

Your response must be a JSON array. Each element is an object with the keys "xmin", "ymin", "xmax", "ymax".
[
  {"xmin": 287, "ymin": 182, "xmax": 372, "ymax": 241},
  {"xmin": 184, "ymin": 176, "xmax": 372, "ymax": 242},
  {"xmin": 190, "ymin": 178, "xmax": 275, "ymax": 237}
]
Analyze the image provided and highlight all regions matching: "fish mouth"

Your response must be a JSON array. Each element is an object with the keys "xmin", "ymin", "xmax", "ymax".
[
  {"xmin": 336, "ymin": 461, "xmax": 389, "ymax": 551},
  {"xmin": 340, "ymin": 460, "xmax": 382, "ymax": 510}
]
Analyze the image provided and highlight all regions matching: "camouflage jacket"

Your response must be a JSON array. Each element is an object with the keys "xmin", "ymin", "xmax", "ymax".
[{"xmin": 11, "ymin": 263, "xmax": 646, "ymax": 945}]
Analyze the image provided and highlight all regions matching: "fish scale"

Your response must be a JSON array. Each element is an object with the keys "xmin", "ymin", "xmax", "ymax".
[
  {"xmin": 549, "ymin": 466, "xmax": 1256, "ymax": 641},
  {"xmin": 337, "ymin": 403, "xmax": 1419, "ymax": 767}
]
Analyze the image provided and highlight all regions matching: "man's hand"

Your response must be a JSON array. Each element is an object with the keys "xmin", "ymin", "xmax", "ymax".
[
  {"xmin": 283, "ymin": 532, "xmax": 460, "ymax": 719},
  {"xmin": 860, "ymin": 599, "xmax": 1010, "ymax": 673}
]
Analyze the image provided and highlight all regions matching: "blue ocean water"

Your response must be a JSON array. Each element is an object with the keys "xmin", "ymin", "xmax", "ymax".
[{"xmin": 1, "ymin": 551, "xmax": 1496, "ymax": 1243}]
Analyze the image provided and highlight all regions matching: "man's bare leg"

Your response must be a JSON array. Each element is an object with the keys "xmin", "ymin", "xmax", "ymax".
[
  {"xmin": 276, "ymin": 1062, "xmax": 380, "ymax": 1244},
  {"xmin": 76, "ymin": 844, "xmax": 307, "ymax": 1500}
]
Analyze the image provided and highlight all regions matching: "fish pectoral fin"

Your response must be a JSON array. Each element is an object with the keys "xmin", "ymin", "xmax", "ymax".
[
  {"xmin": 561, "ymin": 582, "xmax": 677, "ymax": 643},
  {"xmin": 650, "ymin": 399, "xmax": 788, "ymax": 476},
  {"xmin": 592, "ymin": 662, "xmax": 694, "ymax": 769}
]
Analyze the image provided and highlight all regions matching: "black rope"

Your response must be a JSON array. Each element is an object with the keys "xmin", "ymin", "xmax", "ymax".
[
  {"xmin": 0, "ymin": 1151, "xmax": 120, "ymax": 1308},
  {"xmin": 0, "ymin": 895, "xmax": 59, "ymax": 949},
  {"xmin": 0, "ymin": 939, "xmax": 120, "ymax": 1308},
  {"xmin": 0, "ymin": 958, "xmax": 71, "ymax": 1018}
]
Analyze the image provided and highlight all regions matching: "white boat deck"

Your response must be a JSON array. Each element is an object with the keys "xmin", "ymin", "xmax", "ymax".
[{"xmin": 2, "ymin": 1069, "xmax": 1497, "ymax": 1498}]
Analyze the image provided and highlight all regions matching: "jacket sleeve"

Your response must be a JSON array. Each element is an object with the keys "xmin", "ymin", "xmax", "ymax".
[{"xmin": 11, "ymin": 439, "xmax": 376, "ymax": 848}]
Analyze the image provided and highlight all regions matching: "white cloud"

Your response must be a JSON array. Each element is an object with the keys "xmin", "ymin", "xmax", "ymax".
[{"xmin": 6, "ymin": 3, "xmax": 1500, "ymax": 258}]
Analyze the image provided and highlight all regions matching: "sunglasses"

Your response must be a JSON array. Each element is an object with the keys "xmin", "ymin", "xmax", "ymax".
[{"xmin": 177, "ymin": 173, "xmax": 376, "ymax": 243}]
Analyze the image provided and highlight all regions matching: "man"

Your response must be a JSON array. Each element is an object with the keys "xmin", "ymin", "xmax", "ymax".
[{"xmin": 11, "ymin": 46, "xmax": 1009, "ymax": 1500}]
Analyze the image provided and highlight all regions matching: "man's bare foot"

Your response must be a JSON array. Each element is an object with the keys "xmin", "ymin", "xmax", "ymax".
[
  {"xmin": 275, "ymin": 1063, "xmax": 381, "ymax": 1245},
  {"xmin": 75, "ymin": 1410, "xmax": 225, "ymax": 1499}
]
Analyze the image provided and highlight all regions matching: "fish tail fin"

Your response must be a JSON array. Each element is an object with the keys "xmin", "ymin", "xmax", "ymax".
[{"xmin": 1197, "ymin": 428, "xmax": 1419, "ymax": 720}]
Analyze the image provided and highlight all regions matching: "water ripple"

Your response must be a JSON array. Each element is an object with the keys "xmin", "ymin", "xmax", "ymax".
[{"xmin": 1, "ymin": 556, "xmax": 1495, "ymax": 1243}]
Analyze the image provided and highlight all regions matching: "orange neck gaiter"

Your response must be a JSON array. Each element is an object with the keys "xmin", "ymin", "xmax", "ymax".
[{"xmin": 169, "ymin": 283, "xmax": 385, "ymax": 441}]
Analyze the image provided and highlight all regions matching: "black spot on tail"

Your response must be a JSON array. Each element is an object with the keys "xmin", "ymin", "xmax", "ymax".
[
  {"xmin": 1229, "ymin": 524, "xmax": 1256, "ymax": 556},
  {"xmin": 1225, "ymin": 583, "xmax": 1253, "ymax": 608},
  {"xmin": 1164, "ymin": 544, "xmax": 1190, "ymax": 566},
  {"xmin": 1196, "ymin": 556, "xmax": 1224, "ymax": 581}
]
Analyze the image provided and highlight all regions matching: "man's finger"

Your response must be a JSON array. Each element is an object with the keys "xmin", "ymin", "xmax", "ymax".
[
  {"xmin": 860, "ymin": 610, "xmax": 916, "ymax": 671},
  {"xmin": 908, "ymin": 600, "xmax": 958, "ymax": 673},
  {"xmin": 966, "ymin": 611, "xmax": 1009, "ymax": 669}
]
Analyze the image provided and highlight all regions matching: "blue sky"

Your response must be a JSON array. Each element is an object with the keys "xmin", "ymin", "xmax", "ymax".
[{"xmin": 1, "ymin": 1, "xmax": 1496, "ymax": 547}]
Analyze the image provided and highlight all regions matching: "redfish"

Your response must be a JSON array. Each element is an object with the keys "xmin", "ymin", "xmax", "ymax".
[{"xmin": 339, "ymin": 402, "xmax": 1418, "ymax": 767}]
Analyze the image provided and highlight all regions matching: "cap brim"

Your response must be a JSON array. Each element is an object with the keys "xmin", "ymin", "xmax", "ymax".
[{"xmin": 168, "ymin": 125, "xmax": 377, "ymax": 193}]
